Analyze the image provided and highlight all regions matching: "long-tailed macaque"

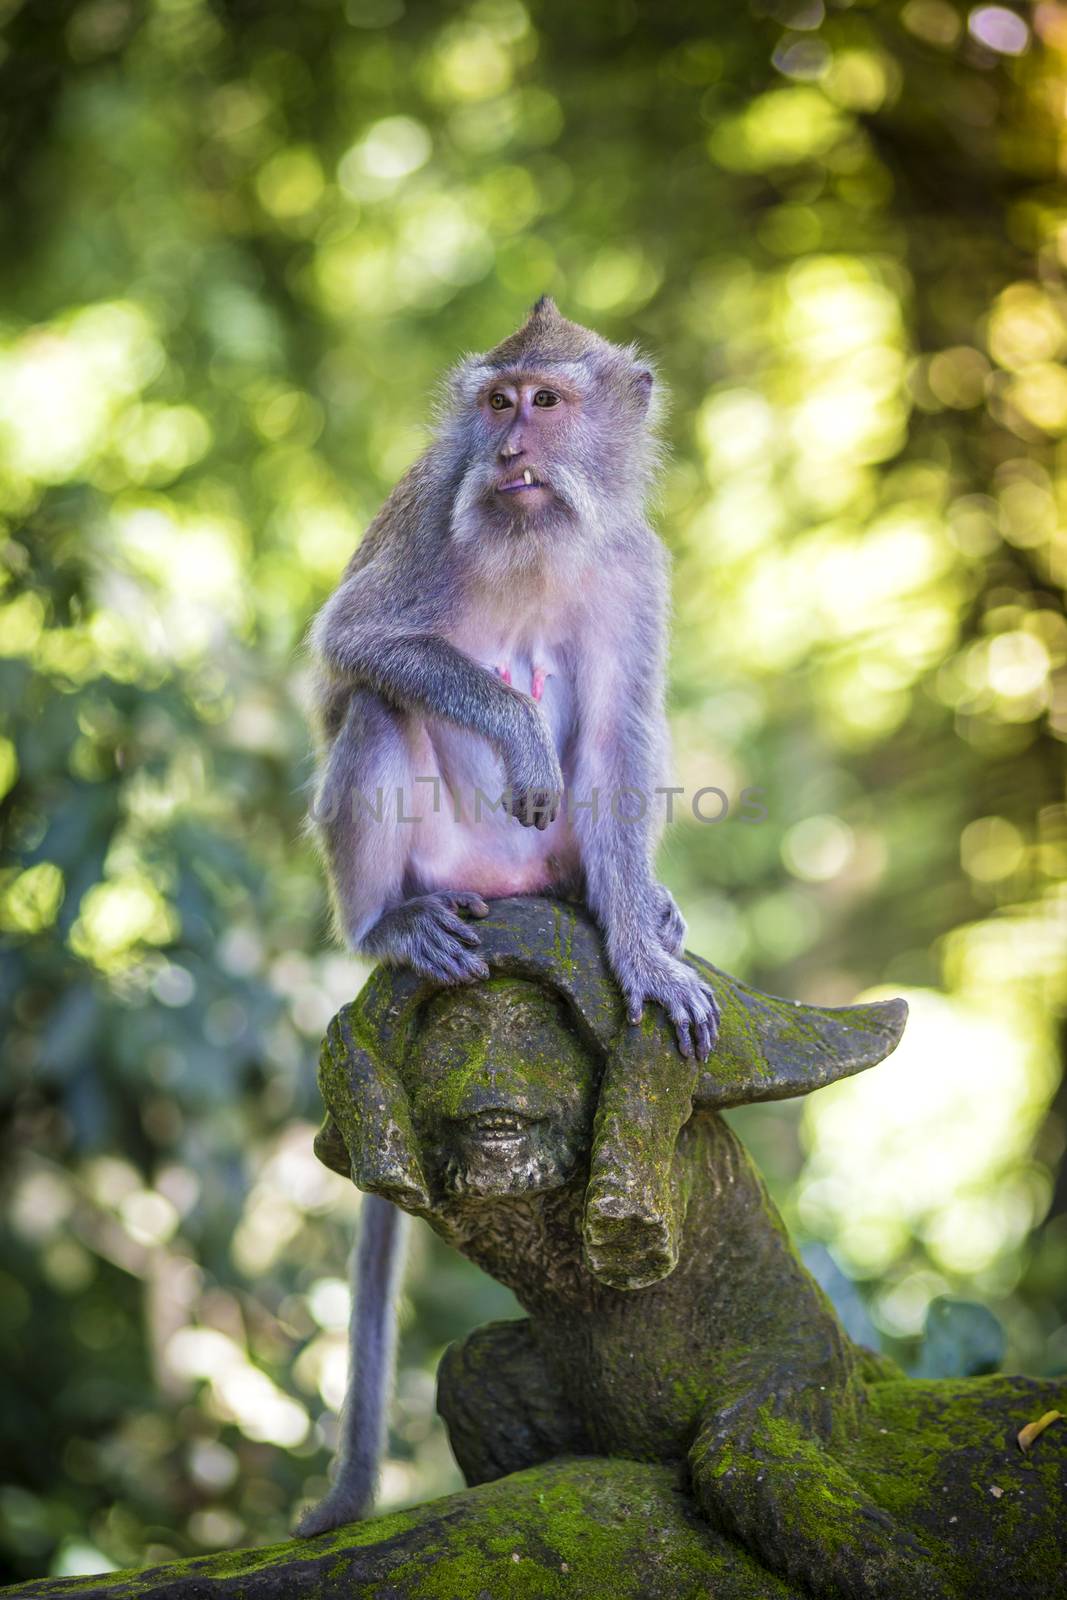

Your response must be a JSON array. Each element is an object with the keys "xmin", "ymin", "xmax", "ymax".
[
  {"xmin": 307, "ymin": 296, "xmax": 718, "ymax": 1060},
  {"xmin": 297, "ymin": 299, "xmax": 718, "ymax": 1535}
]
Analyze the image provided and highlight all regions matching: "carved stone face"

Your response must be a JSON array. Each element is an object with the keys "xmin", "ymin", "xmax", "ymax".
[{"xmin": 400, "ymin": 978, "xmax": 600, "ymax": 1200}]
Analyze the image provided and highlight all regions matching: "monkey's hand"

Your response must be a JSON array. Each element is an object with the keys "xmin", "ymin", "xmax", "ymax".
[
  {"xmin": 364, "ymin": 892, "xmax": 491, "ymax": 985},
  {"xmin": 615, "ymin": 945, "xmax": 720, "ymax": 1062},
  {"xmin": 501, "ymin": 708, "xmax": 564, "ymax": 831}
]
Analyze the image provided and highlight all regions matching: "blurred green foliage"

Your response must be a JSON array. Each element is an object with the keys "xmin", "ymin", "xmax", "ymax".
[{"xmin": 1, "ymin": 0, "xmax": 1066, "ymax": 1582}]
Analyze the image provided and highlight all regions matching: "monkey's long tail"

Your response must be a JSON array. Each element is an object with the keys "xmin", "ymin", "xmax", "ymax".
[{"xmin": 296, "ymin": 1193, "xmax": 408, "ymax": 1534}]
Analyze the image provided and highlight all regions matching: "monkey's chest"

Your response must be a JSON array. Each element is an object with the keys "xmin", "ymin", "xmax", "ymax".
[{"xmin": 405, "ymin": 642, "xmax": 578, "ymax": 900}]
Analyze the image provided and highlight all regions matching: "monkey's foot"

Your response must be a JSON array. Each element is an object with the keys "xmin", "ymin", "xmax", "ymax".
[
  {"xmin": 616, "ymin": 948, "xmax": 720, "ymax": 1061},
  {"xmin": 364, "ymin": 892, "xmax": 491, "ymax": 985},
  {"xmin": 294, "ymin": 1485, "xmax": 368, "ymax": 1537}
]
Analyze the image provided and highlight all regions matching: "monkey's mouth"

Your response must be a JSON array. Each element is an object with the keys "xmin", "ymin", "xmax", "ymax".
[
  {"xmin": 463, "ymin": 1110, "xmax": 537, "ymax": 1144},
  {"xmin": 498, "ymin": 469, "xmax": 546, "ymax": 494}
]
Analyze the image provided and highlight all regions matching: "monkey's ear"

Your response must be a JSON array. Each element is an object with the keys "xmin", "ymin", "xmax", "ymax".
[
  {"xmin": 317, "ymin": 1003, "xmax": 431, "ymax": 1214},
  {"xmin": 625, "ymin": 366, "xmax": 654, "ymax": 415},
  {"xmin": 582, "ymin": 1015, "xmax": 697, "ymax": 1290}
]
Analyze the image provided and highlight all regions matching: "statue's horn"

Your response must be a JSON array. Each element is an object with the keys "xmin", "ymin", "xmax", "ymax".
[{"xmin": 684, "ymin": 952, "xmax": 908, "ymax": 1110}]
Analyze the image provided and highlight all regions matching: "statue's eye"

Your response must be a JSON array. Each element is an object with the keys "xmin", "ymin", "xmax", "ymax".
[
  {"xmin": 489, "ymin": 392, "xmax": 511, "ymax": 411},
  {"xmin": 533, "ymin": 390, "xmax": 560, "ymax": 408}
]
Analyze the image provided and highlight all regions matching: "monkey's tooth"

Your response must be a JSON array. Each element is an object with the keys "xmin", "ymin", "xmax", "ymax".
[{"xmin": 522, "ymin": 468, "xmax": 533, "ymax": 485}]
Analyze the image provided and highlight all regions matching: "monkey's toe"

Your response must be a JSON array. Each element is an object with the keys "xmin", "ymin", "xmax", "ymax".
[
  {"xmin": 445, "ymin": 891, "xmax": 491, "ymax": 918},
  {"xmin": 398, "ymin": 897, "xmax": 492, "ymax": 985},
  {"xmin": 412, "ymin": 940, "xmax": 490, "ymax": 985},
  {"xmin": 621, "ymin": 955, "xmax": 720, "ymax": 1062}
]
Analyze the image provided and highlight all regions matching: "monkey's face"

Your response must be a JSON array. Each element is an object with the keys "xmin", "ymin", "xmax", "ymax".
[
  {"xmin": 451, "ymin": 368, "xmax": 605, "ymax": 543},
  {"xmin": 446, "ymin": 304, "xmax": 660, "ymax": 561},
  {"xmin": 402, "ymin": 979, "xmax": 600, "ymax": 1200},
  {"xmin": 481, "ymin": 374, "xmax": 574, "ymax": 515}
]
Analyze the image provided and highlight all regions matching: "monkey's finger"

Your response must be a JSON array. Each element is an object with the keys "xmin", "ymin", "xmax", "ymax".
[
  {"xmin": 691, "ymin": 982, "xmax": 721, "ymax": 1029},
  {"xmin": 430, "ymin": 927, "xmax": 477, "ymax": 967},
  {"xmin": 510, "ymin": 796, "xmax": 536, "ymax": 827},
  {"xmin": 698, "ymin": 982, "xmax": 721, "ymax": 1019},
  {"xmin": 435, "ymin": 956, "xmax": 471, "ymax": 984},
  {"xmin": 692, "ymin": 985, "xmax": 719, "ymax": 1024},
  {"xmin": 535, "ymin": 796, "xmax": 560, "ymax": 830}
]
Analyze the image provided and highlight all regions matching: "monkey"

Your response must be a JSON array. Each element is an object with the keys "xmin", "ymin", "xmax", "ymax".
[
  {"xmin": 306, "ymin": 296, "xmax": 718, "ymax": 1064},
  {"xmin": 297, "ymin": 299, "xmax": 719, "ymax": 1535}
]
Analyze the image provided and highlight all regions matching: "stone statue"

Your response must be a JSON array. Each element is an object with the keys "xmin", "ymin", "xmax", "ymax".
[
  {"xmin": 312, "ymin": 896, "xmax": 1067, "ymax": 1600},
  {"xmin": 9, "ymin": 897, "xmax": 1063, "ymax": 1600}
]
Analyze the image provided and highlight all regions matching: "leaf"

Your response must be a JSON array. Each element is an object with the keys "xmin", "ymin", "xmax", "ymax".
[{"xmin": 1017, "ymin": 1410, "xmax": 1063, "ymax": 1454}]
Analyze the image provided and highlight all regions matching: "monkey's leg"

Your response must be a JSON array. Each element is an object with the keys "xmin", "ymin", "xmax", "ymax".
[
  {"xmin": 313, "ymin": 691, "xmax": 489, "ymax": 983},
  {"xmin": 569, "ymin": 600, "xmax": 719, "ymax": 1059},
  {"xmin": 571, "ymin": 755, "xmax": 719, "ymax": 1059},
  {"xmin": 437, "ymin": 1319, "xmax": 589, "ymax": 1486},
  {"xmin": 689, "ymin": 1385, "xmax": 952, "ymax": 1600}
]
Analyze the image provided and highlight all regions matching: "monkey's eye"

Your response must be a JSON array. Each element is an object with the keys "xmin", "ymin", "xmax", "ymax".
[
  {"xmin": 489, "ymin": 392, "xmax": 511, "ymax": 411},
  {"xmin": 533, "ymin": 389, "xmax": 560, "ymax": 408}
]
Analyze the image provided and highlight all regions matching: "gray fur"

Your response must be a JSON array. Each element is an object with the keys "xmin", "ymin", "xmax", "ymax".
[{"xmin": 295, "ymin": 1195, "xmax": 408, "ymax": 1536}]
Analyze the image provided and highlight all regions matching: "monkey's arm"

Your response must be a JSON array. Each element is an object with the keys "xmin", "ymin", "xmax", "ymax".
[
  {"xmin": 313, "ymin": 579, "xmax": 562, "ymax": 827},
  {"xmin": 570, "ymin": 553, "xmax": 719, "ymax": 1059}
]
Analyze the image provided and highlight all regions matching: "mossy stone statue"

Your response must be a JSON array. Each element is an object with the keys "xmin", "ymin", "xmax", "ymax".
[
  {"xmin": 309, "ymin": 895, "xmax": 1066, "ymax": 1600},
  {"xmin": 7, "ymin": 896, "xmax": 1065, "ymax": 1600}
]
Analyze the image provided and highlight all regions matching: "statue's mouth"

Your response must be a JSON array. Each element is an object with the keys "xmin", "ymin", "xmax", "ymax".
[{"xmin": 464, "ymin": 1110, "xmax": 536, "ymax": 1145}]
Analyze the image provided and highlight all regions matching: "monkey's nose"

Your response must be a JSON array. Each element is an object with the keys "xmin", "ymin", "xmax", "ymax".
[{"xmin": 499, "ymin": 437, "xmax": 523, "ymax": 459}]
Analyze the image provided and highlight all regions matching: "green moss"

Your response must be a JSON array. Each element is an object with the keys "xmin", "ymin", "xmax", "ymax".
[
  {"xmin": 6, "ymin": 1462, "xmax": 801, "ymax": 1600},
  {"xmin": 11, "ymin": 1388, "xmax": 1067, "ymax": 1598},
  {"xmin": 548, "ymin": 902, "xmax": 576, "ymax": 978}
]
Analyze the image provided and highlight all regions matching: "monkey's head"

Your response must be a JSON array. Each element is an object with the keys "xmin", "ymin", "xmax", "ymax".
[
  {"xmin": 402, "ymin": 979, "xmax": 599, "ymax": 1200},
  {"xmin": 444, "ymin": 297, "xmax": 661, "ymax": 560}
]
